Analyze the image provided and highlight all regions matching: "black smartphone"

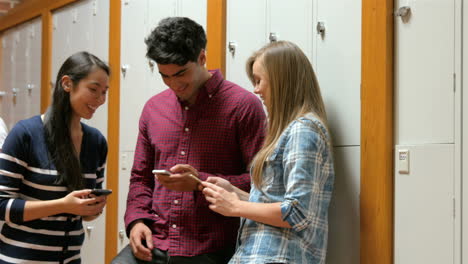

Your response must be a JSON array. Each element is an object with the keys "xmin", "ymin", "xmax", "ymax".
[{"xmin": 90, "ymin": 189, "xmax": 112, "ymax": 196}]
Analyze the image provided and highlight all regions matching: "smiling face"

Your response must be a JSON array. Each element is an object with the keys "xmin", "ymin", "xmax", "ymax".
[
  {"xmin": 63, "ymin": 67, "xmax": 109, "ymax": 120},
  {"xmin": 252, "ymin": 57, "xmax": 270, "ymax": 109},
  {"xmin": 157, "ymin": 50, "xmax": 207, "ymax": 105}
]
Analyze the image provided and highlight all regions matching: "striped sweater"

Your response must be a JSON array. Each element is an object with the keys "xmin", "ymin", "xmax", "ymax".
[{"xmin": 0, "ymin": 116, "xmax": 107, "ymax": 264}]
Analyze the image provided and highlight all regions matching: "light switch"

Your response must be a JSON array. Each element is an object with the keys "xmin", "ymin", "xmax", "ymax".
[{"xmin": 398, "ymin": 149, "xmax": 409, "ymax": 174}]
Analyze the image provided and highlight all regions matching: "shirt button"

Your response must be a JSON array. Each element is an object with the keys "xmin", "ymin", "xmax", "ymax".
[
  {"xmin": 172, "ymin": 224, "xmax": 177, "ymax": 229},
  {"xmin": 184, "ymin": 128, "xmax": 189, "ymax": 132},
  {"xmin": 184, "ymin": 106, "xmax": 189, "ymax": 110},
  {"xmin": 208, "ymin": 94, "xmax": 212, "ymax": 98},
  {"xmin": 174, "ymin": 200, "xmax": 179, "ymax": 204},
  {"xmin": 154, "ymin": 214, "xmax": 158, "ymax": 217},
  {"xmin": 181, "ymin": 151, "xmax": 186, "ymax": 156}
]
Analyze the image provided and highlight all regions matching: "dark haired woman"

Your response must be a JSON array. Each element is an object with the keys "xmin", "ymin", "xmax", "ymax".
[{"xmin": 0, "ymin": 51, "xmax": 109, "ymax": 263}]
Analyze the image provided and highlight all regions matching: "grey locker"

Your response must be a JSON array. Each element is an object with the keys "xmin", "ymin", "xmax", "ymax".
[
  {"xmin": 395, "ymin": 0, "xmax": 455, "ymax": 145},
  {"xmin": 314, "ymin": 0, "xmax": 361, "ymax": 147},
  {"xmin": 394, "ymin": 144, "xmax": 454, "ymax": 264},
  {"xmin": 327, "ymin": 146, "xmax": 360, "ymax": 264}
]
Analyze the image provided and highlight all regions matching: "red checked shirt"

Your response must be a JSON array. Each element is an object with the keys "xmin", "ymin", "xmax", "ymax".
[{"xmin": 124, "ymin": 70, "xmax": 266, "ymax": 256}]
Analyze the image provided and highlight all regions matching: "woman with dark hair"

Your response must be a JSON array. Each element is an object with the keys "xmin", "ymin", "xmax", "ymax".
[{"xmin": 0, "ymin": 51, "xmax": 109, "ymax": 263}]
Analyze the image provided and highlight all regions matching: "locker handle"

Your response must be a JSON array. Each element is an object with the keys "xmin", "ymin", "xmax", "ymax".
[
  {"xmin": 121, "ymin": 64, "xmax": 130, "ymax": 78},
  {"xmin": 27, "ymin": 84, "xmax": 35, "ymax": 92},
  {"xmin": 316, "ymin": 22, "xmax": 326, "ymax": 37},
  {"xmin": 119, "ymin": 230, "xmax": 125, "ymax": 243},
  {"xmin": 269, "ymin": 32, "xmax": 278, "ymax": 42},
  {"xmin": 395, "ymin": 6, "xmax": 411, "ymax": 22},
  {"xmin": 228, "ymin": 42, "xmax": 237, "ymax": 56},
  {"xmin": 12, "ymin": 88, "xmax": 19, "ymax": 97}
]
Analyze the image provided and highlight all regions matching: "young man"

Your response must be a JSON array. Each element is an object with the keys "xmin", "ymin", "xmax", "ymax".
[{"xmin": 111, "ymin": 17, "xmax": 266, "ymax": 264}]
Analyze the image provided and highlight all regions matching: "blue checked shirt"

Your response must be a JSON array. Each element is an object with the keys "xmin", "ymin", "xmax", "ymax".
[{"xmin": 229, "ymin": 115, "xmax": 335, "ymax": 264}]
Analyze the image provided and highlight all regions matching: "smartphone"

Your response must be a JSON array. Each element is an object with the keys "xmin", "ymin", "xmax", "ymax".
[
  {"xmin": 90, "ymin": 189, "xmax": 113, "ymax": 196},
  {"xmin": 152, "ymin": 170, "xmax": 202, "ymax": 183},
  {"xmin": 152, "ymin": 169, "xmax": 171, "ymax": 175}
]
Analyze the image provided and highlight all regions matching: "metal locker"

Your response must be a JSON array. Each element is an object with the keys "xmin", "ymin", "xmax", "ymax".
[
  {"xmin": 394, "ymin": 144, "xmax": 454, "ymax": 264},
  {"xmin": 314, "ymin": 0, "xmax": 361, "ymax": 147},
  {"xmin": 120, "ymin": 0, "xmax": 152, "ymax": 152},
  {"xmin": 226, "ymin": 0, "xmax": 267, "ymax": 92},
  {"xmin": 327, "ymin": 146, "xmax": 360, "ymax": 264},
  {"xmin": 268, "ymin": 0, "xmax": 313, "ymax": 59},
  {"xmin": 395, "ymin": 0, "xmax": 455, "ymax": 145}
]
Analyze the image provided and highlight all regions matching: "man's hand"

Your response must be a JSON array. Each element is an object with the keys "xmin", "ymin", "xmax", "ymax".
[
  {"xmin": 129, "ymin": 221, "xmax": 153, "ymax": 261},
  {"xmin": 155, "ymin": 164, "xmax": 201, "ymax": 191}
]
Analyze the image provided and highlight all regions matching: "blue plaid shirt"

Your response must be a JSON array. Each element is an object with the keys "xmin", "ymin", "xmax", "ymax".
[{"xmin": 230, "ymin": 115, "xmax": 335, "ymax": 264}]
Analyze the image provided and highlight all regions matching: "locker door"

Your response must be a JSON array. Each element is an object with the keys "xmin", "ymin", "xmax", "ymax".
[
  {"xmin": 120, "ymin": 0, "xmax": 151, "ymax": 152},
  {"xmin": 11, "ymin": 30, "xmax": 21, "ymax": 127},
  {"xmin": 177, "ymin": 0, "xmax": 207, "ymax": 30},
  {"xmin": 28, "ymin": 19, "xmax": 42, "ymax": 118},
  {"xmin": 146, "ymin": 0, "xmax": 177, "ymax": 100},
  {"xmin": 24, "ymin": 19, "xmax": 41, "ymax": 119},
  {"xmin": 226, "ymin": 0, "xmax": 267, "ymax": 92},
  {"xmin": 314, "ymin": 0, "xmax": 361, "ymax": 147},
  {"xmin": 117, "ymin": 151, "xmax": 134, "ymax": 251},
  {"xmin": 1, "ymin": 31, "xmax": 13, "ymax": 128},
  {"xmin": 394, "ymin": 145, "xmax": 454, "ymax": 264},
  {"xmin": 51, "ymin": 6, "xmax": 74, "ymax": 79},
  {"xmin": 118, "ymin": 0, "xmax": 152, "ymax": 252},
  {"xmin": 268, "ymin": 0, "xmax": 313, "ymax": 59},
  {"xmin": 327, "ymin": 146, "xmax": 360, "ymax": 264},
  {"xmin": 395, "ymin": 0, "xmax": 455, "ymax": 144}
]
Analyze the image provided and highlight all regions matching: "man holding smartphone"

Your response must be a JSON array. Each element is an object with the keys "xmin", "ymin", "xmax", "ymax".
[{"xmin": 111, "ymin": 17, "xmax": 266, "ymax": 264}]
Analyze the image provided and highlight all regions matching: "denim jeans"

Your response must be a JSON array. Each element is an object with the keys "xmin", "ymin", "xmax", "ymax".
[{"xmin": 111, "ymin": 244, "xmax": 234, "ymax": 264}]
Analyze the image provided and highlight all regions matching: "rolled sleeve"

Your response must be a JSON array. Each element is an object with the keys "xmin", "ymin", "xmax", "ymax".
[
  {"xmin": 280, "ymin": 198, "xmax": 313, "ymax": 231},
  {"xmin": 280, "ymin": 119, "xmax": 333, "ymax": 232}
]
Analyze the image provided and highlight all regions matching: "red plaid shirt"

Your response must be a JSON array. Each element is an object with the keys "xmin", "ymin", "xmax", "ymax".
[{"xmin": 124, "ymin": 70, "xmax": 266, "ymax": 256}]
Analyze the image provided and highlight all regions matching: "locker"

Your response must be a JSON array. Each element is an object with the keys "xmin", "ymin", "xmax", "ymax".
[
  {"xmin": 395, "ymin": 0, "xmax": 455, "ymax": 145},
  {"xmin": 226, "ymin": 0, "xmax": 267, "ymax": 91},
  {"xmin": 314, "ymin": 0, "xmax": 361, "ymax": 147},
  {"xmin": 120, "ymin": 0, "xmax": 153, "ymax": 152},
  {"xmin": 394, "ymin": 144, "xmax": 454, "ymax": 264},
  {"xmin": 1, "ymin": 19, "xmax": 41, "ymax": 129},
  {"xmin": 327, "ymin": 146, "xmax": 360, "ymax": 264},
  {"xmin": 117, "ymin": 151, "xmax": 134, "ymax": 252}
]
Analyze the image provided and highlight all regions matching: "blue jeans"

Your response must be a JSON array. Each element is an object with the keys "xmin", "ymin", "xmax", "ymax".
[{"xmin": 111, "ymin": 245, "xmax": 233, "ymax": 264}]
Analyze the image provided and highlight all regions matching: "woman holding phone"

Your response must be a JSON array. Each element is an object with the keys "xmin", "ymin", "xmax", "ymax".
[
  {"xmin": 202, "ymin": 41, "xmax": 335, "ymax": 264},
  {"xmin": 0, "ymin": 51, "xmax": 109, "ymax": 263}
]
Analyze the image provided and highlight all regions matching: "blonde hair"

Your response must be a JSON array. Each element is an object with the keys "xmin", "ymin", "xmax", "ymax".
[{"xmin": 246, "ymin": 41, "xmax": 330, "ymax": 188}]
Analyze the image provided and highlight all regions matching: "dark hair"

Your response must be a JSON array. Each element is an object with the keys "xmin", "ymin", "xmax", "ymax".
[
  {"xmin": 44, "ymin": 51, "xmax": 109, "ymax": 191},
  {"xmin": 145, "ymin": 17, "xmax": 206, "ymax": 65}
]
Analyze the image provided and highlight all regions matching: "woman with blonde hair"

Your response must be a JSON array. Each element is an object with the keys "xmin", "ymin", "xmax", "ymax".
[{"xmin": 202, "ymin": 41, "xmax": 335, "ymax": 264}]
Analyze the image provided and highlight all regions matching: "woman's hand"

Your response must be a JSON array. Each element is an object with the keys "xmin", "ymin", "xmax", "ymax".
[
  {"xmin": 60, "ymin": 189, "xmax": 106, "ymax": 216},
  {"xmin": 202, "ymin": 181, "xmax": 241, "ymax": 217},
  {"xmin": 204, "ymin": 176, "xmax": 234, "ymax": 192}
]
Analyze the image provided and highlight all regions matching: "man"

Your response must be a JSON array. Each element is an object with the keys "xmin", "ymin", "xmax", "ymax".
[{"xmin": 112, "ymin": 17, "xmax": 266, "ymax": 264}]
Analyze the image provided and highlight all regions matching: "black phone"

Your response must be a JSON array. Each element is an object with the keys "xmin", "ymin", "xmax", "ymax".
[{"xmin": 90, "ymin": 189, "xmax": 112, "ymax": 196}]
